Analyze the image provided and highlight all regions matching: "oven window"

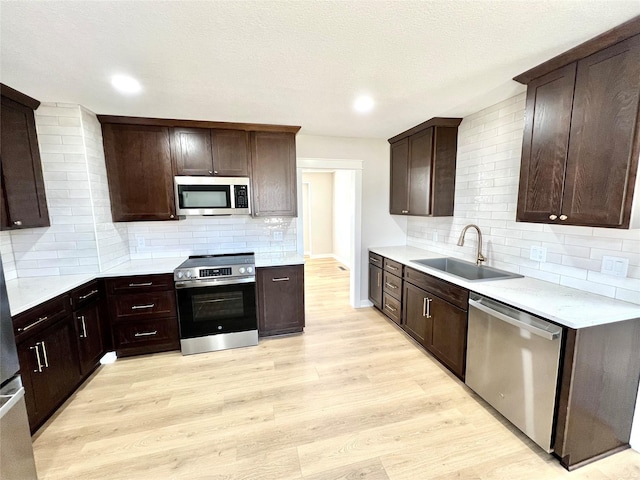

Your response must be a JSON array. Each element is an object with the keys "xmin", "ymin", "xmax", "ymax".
[{"xmin": 193, "ymin": 291, "xmax": 244, "ymax": 321}]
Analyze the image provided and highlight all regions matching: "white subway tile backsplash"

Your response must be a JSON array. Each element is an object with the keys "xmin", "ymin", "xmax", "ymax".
[{"xmin": 407, "ymin": 93, "xmax": 640, "ymax": 306}]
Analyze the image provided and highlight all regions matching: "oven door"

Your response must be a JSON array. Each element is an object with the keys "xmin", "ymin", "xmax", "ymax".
[{"xmin": 176, "ymin": 280, "xmax": 257, "ymax": 339}]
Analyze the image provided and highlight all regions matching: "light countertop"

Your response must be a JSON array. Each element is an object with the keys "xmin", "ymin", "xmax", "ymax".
[
  {"xmin": 370, "ymin": 245, "xmax": 640, "ymax": 329},
  {"xmin": 6, "ymin": 253, "xmax": 305, "ymax": 317}
]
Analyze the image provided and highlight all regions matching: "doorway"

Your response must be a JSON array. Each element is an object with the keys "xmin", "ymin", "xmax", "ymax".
[{"xmin": 297, "ymin": 158, "xmax": 363, "ymax": 308}]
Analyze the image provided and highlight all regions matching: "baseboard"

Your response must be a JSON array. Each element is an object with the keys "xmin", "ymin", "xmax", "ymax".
[{"xmin": 358, "ymin": 300, "xmax": 374, "ymax": 308}]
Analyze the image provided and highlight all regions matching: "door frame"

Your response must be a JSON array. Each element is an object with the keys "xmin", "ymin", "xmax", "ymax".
[{"xmin": 297, "ymin": 158, "xmax": 363, "ymax": 309}]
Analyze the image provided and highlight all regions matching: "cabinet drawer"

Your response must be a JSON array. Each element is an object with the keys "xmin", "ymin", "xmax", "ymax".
[
  {"xmin": 70, "ymin": 280, "xmax": 101, "ymax": 308},
  {"xmin": 369, "ymin": 252, "xmax": 383, "ymax": 268},
  {"xmin": 110, "ymin": 291, "xmax": 177, "ymax": 322},
  {"xmin": 13, "ymin": 294, "xmax": 71, "ymax": 341},
  {"xmin": 383, "ymin": 258, "xmax": 403, "ymax": 276},
  {"xmin": 404, "ymin": 267, "xmax": 468, "ymax": 310},
  {"xmin": 112, "ymin": 317, "xmax": 179, "ymax": 351},
  {"xmin": 382, "ymin": 293, "xmax": 401, "ymax": 325},
  {"xmin": 382, "ymin": 271, "xmax": 402, "ymax": 300},
  {"xmin": 105, "ymin": 274, "xmax": 174, "ymax": 294}
]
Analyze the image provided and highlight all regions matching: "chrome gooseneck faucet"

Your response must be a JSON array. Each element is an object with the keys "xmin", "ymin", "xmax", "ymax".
[{"xmin": 457, "ymin": 224, "xmax": 485, "ymax": 266}]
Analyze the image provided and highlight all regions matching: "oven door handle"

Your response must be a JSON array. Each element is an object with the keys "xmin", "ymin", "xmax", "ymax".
[{"xmin": 175, "ymin": 277, "xmax": 256, "ymax": 289}]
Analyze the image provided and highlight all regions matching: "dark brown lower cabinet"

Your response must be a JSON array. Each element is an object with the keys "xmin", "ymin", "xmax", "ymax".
[
  {"xmin": 402, "ymin": 282, "xmax": 431, "ymax": 345},
  {"xmin": 427, "ymin": 295, "xmax": 467, "ymax": 380},
  {"xmin": 368, "ymin": 263, "xmax": 382, "ymax": 309},
  {"xmin": 257, "ymin": 264, "xmax": 305, "ymax": 336},
  {"xmin": 17, "ymin": 316, "xmax": 81, "ymax": 432},
  {"xmin": 74, "ymin": 301, "xmax": 105, "ymax": 376}
]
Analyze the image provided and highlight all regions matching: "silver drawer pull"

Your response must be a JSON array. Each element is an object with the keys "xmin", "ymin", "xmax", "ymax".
[
  {"xmin": 79, "ymin": 289, "xmax": 99, "ymax": 300},
  {"xmin": 18, "ymin": 316, "xmax": 49, "ymax": 333},
  {"xmin": 131, "ymin": 303, "xmax": 155, "ymax": 310},
  {"xmin": 13, "ymin": 220, "xmax": 23, "ymax": 226},
  {"xmin": 129, "ymin": 282, "xmax": 153, "ymax": 287},
  {"xmin": 40, "ymin": 341, "xmax": 49, "ymax": 368},
  {"xmin": 31, "ymin": 345, "xmax": 43, "ymax": 373},
  {"xmin": 384, "ymin": 303, "xmax": 397, "ymax": 313},
  {"xmin": 272, "ymin": 277, "xmax": 290, "ymax": 282},
  {"xmin": 134, "ymin": 331, "xmax": 158, "ymax": 337},
  {"xmin": 387, "ymin": 266, "xmax": 398, "ymax": 271},
  {"xmin": 384, "ymin": 282, "xmax": 398, "ymax": 289}
]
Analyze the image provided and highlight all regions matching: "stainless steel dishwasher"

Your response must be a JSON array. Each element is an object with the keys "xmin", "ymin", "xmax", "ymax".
[{"xmin": 465, "ymin": 293, "xmax": 563, "ymax": 453}]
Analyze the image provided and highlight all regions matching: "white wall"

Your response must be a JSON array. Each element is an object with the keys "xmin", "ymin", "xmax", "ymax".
[
  {"xmin": 302, "ymin": 172, "xmax": 334, "ymax": 256},
  {"xmin": 333, "ymin": 170, "xmax": 354, "ymax": 267},
  {"xmin": 296, "ymin": 135, "xmax": 408, "ymax": 306},
  {"xmin": 406, "ymin": 93, "xmax": 640, "ymax": 306}
]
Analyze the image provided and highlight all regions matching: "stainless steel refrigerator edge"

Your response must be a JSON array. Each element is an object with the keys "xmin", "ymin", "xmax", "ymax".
[{"xmin": 0, "ymin": 252, "xmax": 38, "ymax": 479}]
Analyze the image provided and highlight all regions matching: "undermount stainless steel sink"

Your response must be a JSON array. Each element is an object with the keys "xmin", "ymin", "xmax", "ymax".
[{"xmin": 412, "ymin": 257, "xmax": 523, "ymax": 282}]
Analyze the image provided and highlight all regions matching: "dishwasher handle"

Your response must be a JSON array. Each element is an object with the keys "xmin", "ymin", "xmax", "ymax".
[{"xmin": 469, "ymin": 298, "xmax": 561, "ymax": 341}]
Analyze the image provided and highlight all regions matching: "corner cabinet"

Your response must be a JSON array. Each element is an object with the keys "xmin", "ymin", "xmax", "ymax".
[
  {"xmin": 257, "ymin": 264, "xmax": 305, "ymax": 336},
  {"xmin": 250, "ymin": 131, "xmax": 298, "ymax": 217},
  {"xmin": 102, "ymin": 123, "xmax": 177, "ymax": 222},
  {"xmin": 0, "ymin": 84, "xmax": 50, "ymax": 230},
  {"xmin": 515, "ymin": 29, "xmax": 640, "ymax": 228},
  {"xmin": 388, "ymin": 118, "xmax": 462, "ymax": 217}
]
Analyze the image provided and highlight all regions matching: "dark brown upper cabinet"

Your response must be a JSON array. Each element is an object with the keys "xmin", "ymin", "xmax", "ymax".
[
  {"xmin": 515, "ymin": 19, "xmax": 640, "ymax": 229},
  {"xmin": 0, "ymin": 84, "xmax": 50, "ymax": 230},
  {"xmin": 250, "ymin": 131, "xmax": 297, "ymax": 217},
  {"xmin": 102, "ymin": 123, "xmax": 177, "ymax": 222},
  {"xmin": 388, "ymin": 118, "xmax": 462, "ymax": 217},
  {"xmin": 173, "ymin": 127, "xmax": 249, "ymax": 177}
]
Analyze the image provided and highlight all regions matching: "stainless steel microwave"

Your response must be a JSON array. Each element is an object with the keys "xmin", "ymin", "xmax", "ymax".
[{"xmin": 174, "ymin": 176, "xmax": 251, "ymax": 216}]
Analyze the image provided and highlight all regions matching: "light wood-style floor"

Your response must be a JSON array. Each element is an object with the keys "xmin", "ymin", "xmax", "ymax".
[{"xmin": 33, "ymin": 258, "xmax": 640, "ymax": 479}]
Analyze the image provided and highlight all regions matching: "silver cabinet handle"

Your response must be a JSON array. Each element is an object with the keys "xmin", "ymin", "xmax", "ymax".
[
  {"xmin": 40, "ymin": 341, "xmax": 49, "ymax": 368},
  {"xmin": 384, "ymin": 303, "xmax": 397, "ymax": 313},
  {"xmin": 559, "ymin": 214, "xmax": 568, "ymax": 221},
  {"xmin": 423, "ymin": 297, "xmax": 432, "ymax": 318},
  {"xmin": 387, "ymin": 265, "xmax": 398, "ymax": 272},
  {"xmin": 79, "ymin": 289, "xmax": 99, "ymax": 300},
  {"xmin": 13, "ymin": 220, "xmax": 23, "ymax": 226},
  {"xmin": 549, "ymin": 214, "xmax": 558, "ymax": 220},
  {"xmin": 132, "ymin": 303, "xmax": 155, "ymax": 310},
  {"xmin": 384, "ymin": 282, "xmax": 398, "ymax": 289},
  {"xmin": 79, "ymin": 315, "xmax": 87, "ymax": 338},
  {"xmin": 209, "ymin": 170, "xmax": 213, "ymax": 175},
  {"xmin": 401, "ymin": 210, "xmax": 409, "ymax": 214},
  {"xmin": 31, "ymin": 345, "xmax": 43, "ymax": 373},
  {"xmin": 272, "ymin": 277, "xmax": 290, "ymax": 282},
  {"xmin": 170, "ymin": 215, "xmax": 175, "ymax": 219},
  {"xmin": 377, "ymin": 271, "xmax": 381, "ymax": 287},
  {"xmin": 134, "ymin": 331, "xmax": 158, "ymax": 337},
  {"xmin": 129, "ymin": 282, "xmax": 153, "ymax": 287},
  {"xmin": 17, "ymin": 316, "xmax": 49, "ymax": 333}
]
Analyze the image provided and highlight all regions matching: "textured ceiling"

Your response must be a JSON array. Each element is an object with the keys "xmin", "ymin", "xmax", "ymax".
[{"xmin": 2, "ymin": 1, "xmax": 639, "ymax": 138}]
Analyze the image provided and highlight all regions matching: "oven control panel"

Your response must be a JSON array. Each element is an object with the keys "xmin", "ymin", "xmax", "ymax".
[
  {"xmin": 174, "ymin": 264, "xmax": 255, "ymax": 281},
  {"xmin": 200, "ymin": 267, "xmax": 232, "ymax": 277}
]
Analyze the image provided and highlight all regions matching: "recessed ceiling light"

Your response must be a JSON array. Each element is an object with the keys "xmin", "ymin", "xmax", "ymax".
[
  {"xmin": 354, "ymin": 95, "xmax": 374, "ymax": 113},
  {"xmin": 111, "ymin": 74, "xmax": 141, "ymax": 94}
]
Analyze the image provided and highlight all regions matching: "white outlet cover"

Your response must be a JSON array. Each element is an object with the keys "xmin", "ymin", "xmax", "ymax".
[
  {"xmin": 601, "ymin": 255, "xmax": 629, "ymax": 277},
  {"xmin": 432, "ymin": 231, "xmax": 438, "ymax": 242},
  {"xmin": 529, "ymin": 246, "xmax": 547, "ymax": 262},
  {"xmin": 136, "ymin": 236, "xmax": 145, "ymax": 248},
  {"xmin": 273, "ymin": 231, "xmax": 283, "ymax": 241}
]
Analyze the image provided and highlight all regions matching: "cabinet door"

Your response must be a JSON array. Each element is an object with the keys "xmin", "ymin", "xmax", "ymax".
[
  {"xmin": 517, "ymin": 63, "xmax": 576, "ymax": 224},
  {"xmin": 0, "ymin": 96, "xmax": 49, "ymax": 230},
  {"xmin": 257, "ymin": 265, "xmax": 305, "ymax": 336},
  {"xmin": 408, "ymin": 128, "xmax": 433, "ymax": 216},
  {"xmin": 211, "ymin": 129, "xmax": 249, "ymax": 176},
  {"xmin": 18, "ymin": 317, "xmax": 80, "ymax": 431},
  {"xmin": 562, "ymin": 35, "xmax": 640, "ymax": 228},
  {"xmin": 173, "ymin": 127, "xmax": 214, "ymax": 176},
  {"xmin": 402, "ymin": 282, "xmax": 431, "ymax": 346},
  {"xmin": 428, "ymin": 296, "xmax": 467, "ymax": 380},
  {"xmin": 250, "ymin": 132, "xmax": 297, "ymax": 216},
  {"xmin": 75, "ymin": 302, "xmax": 105, "ymax": 375},
  {"xmin": 368, "ymin": 263, "xmax": 382, "ymax": 309},
  {"xmin": 389, "ymin": 138, "xmax": 409, "ymax": 214},
  {"xmin": 103, "ymin": 124, "xmax": 176, "ymax": 221}
]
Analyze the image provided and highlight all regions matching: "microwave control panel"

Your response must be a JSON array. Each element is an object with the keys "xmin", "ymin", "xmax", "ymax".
[{"xmin": 234, "ymin": 185, "xmax": 249, "ymax": 208}]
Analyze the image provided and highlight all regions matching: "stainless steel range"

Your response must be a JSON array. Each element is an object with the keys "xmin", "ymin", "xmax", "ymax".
[{"xmin": 174, "ymin": 253, "xmax": 258, "ymax": 355}]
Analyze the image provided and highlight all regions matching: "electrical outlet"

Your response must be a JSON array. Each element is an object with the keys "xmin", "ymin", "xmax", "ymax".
[
  {"xmin": 601, "ymin": 255, "xmax": 629, "ymax": 277},
  {"xmin": 136, "ymin": 236, "xmax": 145, "ymax": 248},
  {"xmin": 432, "ymin": 231, "xmax": 438, "ymax": 242},
  {"xmin": 272, "ymin": 231, "xmax": 283, "ymax": 241},
  {"xmin": 529, "ymin": 246, "xmax": 547, "ymax": 262}
]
